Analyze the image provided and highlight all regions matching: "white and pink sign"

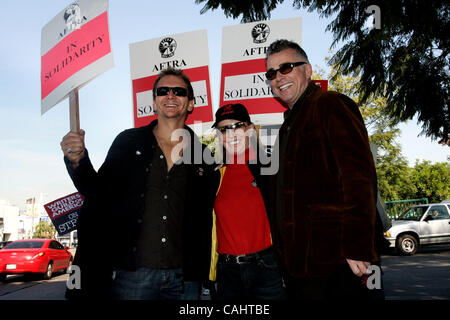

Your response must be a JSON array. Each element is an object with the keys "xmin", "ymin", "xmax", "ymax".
[
  {"xmin": 41, "ymin": 0, "xmax": 114, "ymax": 114},
  {"xmin": 220, "ymin": 17, "xmax": 303, "ymax": 125},
  {"xmin": 130, "ymin": 30, "xmax": 214, "ymax": 128}
]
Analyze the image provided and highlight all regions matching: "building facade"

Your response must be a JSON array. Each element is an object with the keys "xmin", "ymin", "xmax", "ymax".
[{"xmin": 0, "ymin": 199, "xmax": 20, "ymax": 241}]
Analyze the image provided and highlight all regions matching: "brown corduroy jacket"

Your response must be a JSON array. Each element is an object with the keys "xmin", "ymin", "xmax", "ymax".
[{"xmin": 271, "ymin": 81, "xmax": 379, "ymax": 278}]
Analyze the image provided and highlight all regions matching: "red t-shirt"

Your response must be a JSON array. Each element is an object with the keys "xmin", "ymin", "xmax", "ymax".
[{"xmin": 214, "ymin": 156, "xmax": 272, "ymax": 255}]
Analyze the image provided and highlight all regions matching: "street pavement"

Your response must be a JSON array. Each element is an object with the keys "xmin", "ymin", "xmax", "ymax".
[
  {"xmin": 0, "ymin": 246, "xmax": 449, "ymax": 300},
  {"xmin": 0, "ymin": 273, "xmax": 67, "ymax": 300},
  {"xmin": 382, "ymin": 244, "xmax": 450, "ymax": 300}
]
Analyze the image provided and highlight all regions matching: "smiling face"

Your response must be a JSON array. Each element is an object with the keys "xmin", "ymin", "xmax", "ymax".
[
  {"xmin": 266, "ymin": 48, "xmax": 312, "ymax": 109},
  {"xmin": 153, "ymin": 75, "xmax": 194, "ymax": 120},
  {"xmin": 217, "ymin": 119, "xmax": 254, "ymax": 156}
]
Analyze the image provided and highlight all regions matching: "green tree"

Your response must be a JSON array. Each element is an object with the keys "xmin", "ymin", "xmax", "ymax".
[
  {"xmin": 375, "ymin": 142, "xmax": 416, "ymax": 201},
  {"xmin": 410, "ymin": 161, "xmax": 450, "ymax": 202},
  {"xmin": 196, "ymin": 0, "xmax": 450, "ymax": 143},
  {"xmin": 313, "ymin": 61, "xmax": 397, "ymax": 139},
  {"xmin": 33, "ymin": 221, "xmax": 56, "ymax": 239}
]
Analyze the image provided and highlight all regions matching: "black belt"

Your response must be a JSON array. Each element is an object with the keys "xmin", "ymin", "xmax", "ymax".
[{"xmin": 218, "ymin": 246, "xmax": 273, "ymax": 264}]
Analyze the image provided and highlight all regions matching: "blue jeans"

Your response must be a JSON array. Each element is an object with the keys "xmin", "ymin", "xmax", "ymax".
[
  {"xmin": 180, "ymin": 281, "xmax": 201, "ymax": 300},
  {"xmin": 111, "ymin": 267, "xmax": 183, "ymax": 300},
  {"xmin": 216, "ymin": 250, "xmax": 286, "ymax": 300}
]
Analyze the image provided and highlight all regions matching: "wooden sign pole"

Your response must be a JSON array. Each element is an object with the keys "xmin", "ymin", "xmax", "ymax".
[{"xmin": 69, "ymin": 88, "xmax": 80, "ymax": 132}]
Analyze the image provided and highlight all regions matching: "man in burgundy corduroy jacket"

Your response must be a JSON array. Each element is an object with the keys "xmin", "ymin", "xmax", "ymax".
[{"xmin": 265, "ymin": 39, "xmax": 382, "ymax": 300}]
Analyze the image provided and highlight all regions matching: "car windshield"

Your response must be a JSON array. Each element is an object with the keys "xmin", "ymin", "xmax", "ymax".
[{"xmin": 4, "ymin": 241, "xmax": 45, "ymax": 249}]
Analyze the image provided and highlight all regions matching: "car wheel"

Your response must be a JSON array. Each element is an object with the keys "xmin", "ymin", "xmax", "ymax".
[
  {"xmin": 396, "ymin": 234, "xmax": 418, "ymax": 255},
  {"xmin": 44, "ymin": 262, "xmax": 53, "ymax": 280},
  {"xmin": 0, "ymin": 274, "xmax": 6, "ymax": 282}
]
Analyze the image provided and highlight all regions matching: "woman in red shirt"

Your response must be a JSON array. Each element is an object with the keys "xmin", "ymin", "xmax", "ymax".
[{"xmin": 209, "ymin": 103, "xmax": 285, "ymax": 300}]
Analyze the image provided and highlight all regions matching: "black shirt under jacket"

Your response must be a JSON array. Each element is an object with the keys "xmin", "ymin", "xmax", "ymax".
[{"xmin": 136, "ymin": 144, "xmax": 188, "ymax": 269}]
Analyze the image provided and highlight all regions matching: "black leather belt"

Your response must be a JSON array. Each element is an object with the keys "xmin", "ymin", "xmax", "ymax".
[{"xmin": 218, "ymin": 246, "xmax": 273, "ymax": 264}]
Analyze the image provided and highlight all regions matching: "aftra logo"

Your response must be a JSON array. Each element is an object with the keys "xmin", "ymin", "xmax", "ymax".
[
  {"xmin": 60, "ymin": 2, "xmax": 88, "ymax": 38},
  {"xmin": 159, "ymin": 37, "xmax": 177, "ymax": 58},
  {"xmin": 251, "ymin": 23, "xmax": 270, "ymax": 44}
]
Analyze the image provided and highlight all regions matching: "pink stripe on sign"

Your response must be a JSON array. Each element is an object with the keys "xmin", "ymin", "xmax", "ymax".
[{"xmin": 41, "ymin": 11, "xmax": 111, "ymax": 99}]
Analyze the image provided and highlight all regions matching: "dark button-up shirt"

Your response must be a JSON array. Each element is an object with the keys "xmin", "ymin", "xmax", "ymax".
[{"xmin": 136, "ymin": 144, "xmax": 188, "ymax": 269}]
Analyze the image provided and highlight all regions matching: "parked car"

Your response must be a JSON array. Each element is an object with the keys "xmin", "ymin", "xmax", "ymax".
[
  {"xmin": 0, "ymin": 241, "xmax": 12, "ymax": 250},
  {"xmin": 0, "ymin": 239, "xmax": 73, "ymax": 281},
  {"xmin": 384, "ymin": 203, "xmax": 450, "ymax": 255}
]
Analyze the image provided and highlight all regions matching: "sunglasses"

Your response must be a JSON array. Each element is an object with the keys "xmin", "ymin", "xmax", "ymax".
[
  {"xmin": 216, "ymin": 122, "xmax": 247, "ymax": 134},
  {"xmin": 155, "ymin": 86, "xmax": 188, "ymax": 97},
  {"xmin": 265, "ymin": 61, "xmax": 308, "ymax": 80}
]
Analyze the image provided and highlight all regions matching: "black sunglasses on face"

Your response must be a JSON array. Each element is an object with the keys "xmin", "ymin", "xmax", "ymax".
[
  {"xmin": 265, "ymin": 61, "xmax": 308, "ymax": 80},
  {"xmin": 155, "ymin": 86, "xmax": 188, "ymax": 97},
  {"xmin": 216, "ymin": 121, "xmax": 247, "ymax": 134}
]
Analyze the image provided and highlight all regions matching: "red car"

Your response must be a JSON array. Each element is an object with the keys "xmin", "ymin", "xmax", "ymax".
[{"xmin": 0, "ymin": 239, "xmax": 73, "ymax": 281}]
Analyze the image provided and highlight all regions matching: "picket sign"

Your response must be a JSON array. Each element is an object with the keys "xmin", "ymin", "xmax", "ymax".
[{"xmin": 40, "ymin": 0, "xmax": 113, "ymax": 131}]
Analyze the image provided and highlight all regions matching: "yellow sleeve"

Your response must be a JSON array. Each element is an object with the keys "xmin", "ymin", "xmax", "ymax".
[{"xmin": 209, "ymin": 166, "xmax": 226, "ymax": 281}]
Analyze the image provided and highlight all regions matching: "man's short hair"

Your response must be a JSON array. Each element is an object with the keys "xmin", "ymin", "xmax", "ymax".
[
  {"xmin": 152, "ymin": 67, "xmax": 194, "ymax": 101},
  {"xmin": 266, "ymin": 39, "xmax": 309, "ymax": 62}
]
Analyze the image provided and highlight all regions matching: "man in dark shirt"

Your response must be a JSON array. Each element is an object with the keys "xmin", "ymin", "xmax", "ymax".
[{"xmin": 61, "ymin": 68, "xmax": 215, "ymax": 300}]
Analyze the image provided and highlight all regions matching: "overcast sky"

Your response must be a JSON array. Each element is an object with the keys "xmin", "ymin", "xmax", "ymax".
[{"xmin": 0, "ymin": 0, "xmax": 448, "ymax": 209}]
